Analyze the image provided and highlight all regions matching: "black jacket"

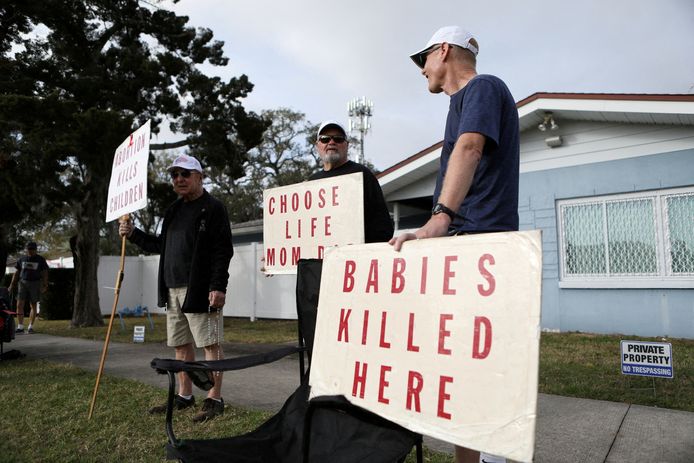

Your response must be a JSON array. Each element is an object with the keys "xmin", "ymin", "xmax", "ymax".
[{"xmin": 129, "ymin": 190, "xmax": 234, "ymax": 313}]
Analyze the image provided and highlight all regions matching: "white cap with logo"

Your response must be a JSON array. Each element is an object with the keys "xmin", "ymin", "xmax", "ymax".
[
  {"xmin": 167, "ymin": 154, "xmax": 203, "ymax": 173},
  {"xmin": 410, "ymin": 26, "xmax": 478, "ymax": 68}
]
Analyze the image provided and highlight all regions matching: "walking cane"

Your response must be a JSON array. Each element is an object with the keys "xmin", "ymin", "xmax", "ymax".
[{"xmin": 88, "ymin": 214, "xmax": 129, "ymax": 419}]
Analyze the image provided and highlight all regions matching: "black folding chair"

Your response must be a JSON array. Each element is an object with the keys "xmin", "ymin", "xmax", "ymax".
[{"xmin": 150, "ymin": 259, "xmax": 422, "ymax": 462}]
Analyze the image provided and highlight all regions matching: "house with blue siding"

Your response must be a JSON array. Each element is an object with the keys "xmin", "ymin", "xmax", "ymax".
[{"xmin": 378, "ymin": 93, "xmax": 694, "ymax": 339}]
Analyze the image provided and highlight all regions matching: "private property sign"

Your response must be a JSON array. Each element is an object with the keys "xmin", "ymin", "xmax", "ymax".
[
  {"xmin": 621, "ymin": 340, "xmax": 673, "ymax": 378},
  {"xmin": 105, "ymin": 120, "xmax": 150, "ymax": 222},
  {"xmin": 309, "ymin": 231, "xmax": 543, "ymax": 462},
  {"xmin": 262, "ymin": 173, "xmax": 364, "ymax": 274}
]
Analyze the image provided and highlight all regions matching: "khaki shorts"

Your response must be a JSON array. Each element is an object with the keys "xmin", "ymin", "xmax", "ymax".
[{"xmin": 167, "ymin": 287, "xmax": 223, "ymax": 348}]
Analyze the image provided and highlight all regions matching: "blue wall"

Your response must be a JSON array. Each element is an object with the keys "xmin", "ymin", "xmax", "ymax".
[{"xmin": 519, "ymin": 149, "xmax": 694, "ymax": 339}]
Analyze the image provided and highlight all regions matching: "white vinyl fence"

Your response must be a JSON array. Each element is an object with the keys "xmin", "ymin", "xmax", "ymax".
[{"xmin": 98, "ymin": 243, "xmax": 297, "ymax": 319}]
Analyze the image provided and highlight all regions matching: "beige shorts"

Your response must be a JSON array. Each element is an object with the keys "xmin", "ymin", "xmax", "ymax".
[{"xmin": 167, "ymin": 287, "xmax": 223, "ymax": 348}]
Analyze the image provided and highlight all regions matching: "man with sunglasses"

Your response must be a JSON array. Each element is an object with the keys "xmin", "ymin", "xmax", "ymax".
[
  {"xmin": 390, "ymin": 26, "xmax": 519, "ymax": 463},
  {"xmin": 309, "ymin": 120, "xmax": 393, "ymax": 243},
  {"xmin": 119, "ymin": 154, "xmax": 233, "ymax": 422}
]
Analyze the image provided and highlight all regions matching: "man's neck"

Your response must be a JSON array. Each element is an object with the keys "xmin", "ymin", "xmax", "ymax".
[
  {"xmin": 443, "ymin": 69, "xmax": 477, "ymax": 96},
  {"xmin": 182, "ymin": 189, "xmax": 204, "ymax": 202}
]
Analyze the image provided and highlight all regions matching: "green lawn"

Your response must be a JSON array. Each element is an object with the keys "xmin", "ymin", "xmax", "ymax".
[{"xmin": 0, "ymin": 360, "xmax": 451, "ymax": 463}]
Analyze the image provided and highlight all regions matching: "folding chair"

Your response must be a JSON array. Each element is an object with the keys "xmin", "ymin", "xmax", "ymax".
[{"xmin": 150, "ymin": 259, "xmax": 422, "ymax": 462}]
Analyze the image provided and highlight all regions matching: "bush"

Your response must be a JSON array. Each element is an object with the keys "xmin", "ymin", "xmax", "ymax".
[{"xmin": 40, "ymin": 268, "xmax": 75, "ymax": 320}]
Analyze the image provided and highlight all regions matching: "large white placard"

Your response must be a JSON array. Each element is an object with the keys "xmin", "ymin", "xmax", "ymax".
[
  {"xmin": 309, "ymin": 231, "xmax": 543, "ymax": 462},
  {"xmin": 105, "ymin": 120, "xmax": 150, "ymax": 222},
  {"xmin": 262, "ymin": 173, "xmax": 364, "ymax": 274}
]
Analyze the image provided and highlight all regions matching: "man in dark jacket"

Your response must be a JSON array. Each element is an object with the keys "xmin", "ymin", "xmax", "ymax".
[{"xmin": 119, "ymin": 154, "xmax": 234, "ymax": 422}]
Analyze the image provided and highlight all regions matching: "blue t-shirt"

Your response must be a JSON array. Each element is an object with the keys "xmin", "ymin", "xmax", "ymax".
[{"xmin": 433, "ymin": 74, "xmax": 520, "ymax": 232}]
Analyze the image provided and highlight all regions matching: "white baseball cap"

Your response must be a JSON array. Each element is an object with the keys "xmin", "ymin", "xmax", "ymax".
[
  {"xmin": 410, "ymin": 26, "xmax": 478, "ymax": 68},
  {"xmin": 317, "ymin": 120, "xmax": 347, "ymax": 138},
  {"xmin": 167, "ymin": 154, "xmax": 203, "ymax": 173}
]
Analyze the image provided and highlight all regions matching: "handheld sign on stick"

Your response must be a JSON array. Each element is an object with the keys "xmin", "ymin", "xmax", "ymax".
[
  {"xmin": 89, "ymin": 120, "xmax": 150, "ymax": 419},
  {"xmin": 309, "ymin": 231, "xmax": 543, "ymax": 462}
]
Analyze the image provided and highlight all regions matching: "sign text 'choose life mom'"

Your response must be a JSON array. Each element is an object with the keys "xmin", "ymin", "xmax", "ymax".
[
  {"xmin": 621, "ymin": 340, "xmax": 673, "ymax": 378},
  {"xmin": 105, "ymin": 120, "xmax": 150, "ymax": 223},
  {"xmin": 309, "ymin": 231, "xmax": 543, "ymax": 463},
  {"xmin": 262, "ymin": 172, "xmax": 364, "ymax": 274}
]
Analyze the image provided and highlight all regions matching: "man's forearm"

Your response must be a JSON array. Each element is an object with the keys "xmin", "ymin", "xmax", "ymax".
[{"xmin": 436, "ymin": 133, "xmax": 483, "ymax": 211}]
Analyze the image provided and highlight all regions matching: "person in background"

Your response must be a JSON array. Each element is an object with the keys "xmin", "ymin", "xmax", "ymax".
[
  {"xmin": 310, "ymin": 120, "xmax": 393, "ymax": 243},
  {"xmin": 9, "ymin": 241, "xmax": 48, "ymax": 334},
  {"xmin": 119, "ymin": 154, "xmax": 234, "ymax": 422}
]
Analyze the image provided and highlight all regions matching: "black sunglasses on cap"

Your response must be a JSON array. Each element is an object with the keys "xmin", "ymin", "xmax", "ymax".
[
  {"xmin": 170, "ymin": 169, "xmax": 193, "ymax": 179},
  {"xmin": 318, "ymin": 135, "xmax": 346, "ymax": 144}
]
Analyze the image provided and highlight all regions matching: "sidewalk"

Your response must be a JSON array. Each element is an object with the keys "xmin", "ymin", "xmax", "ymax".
[{"xmin": 8, "ymin": 333, "xmax": 694, "ymax": 462}]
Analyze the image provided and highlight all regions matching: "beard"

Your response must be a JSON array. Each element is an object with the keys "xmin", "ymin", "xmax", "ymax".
[{"xmin": 320, "ymin": 151, "xmax": 345, "ymax": 165}]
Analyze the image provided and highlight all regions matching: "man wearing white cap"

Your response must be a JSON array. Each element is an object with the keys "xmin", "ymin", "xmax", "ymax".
[
  {"xmin": 310, "ymin": 120, "xmax": 393, "ymax": 243},
  {"xmin": 391, "ymin": 26, "xmax": 519, "ymax": 463},
  {"xmin": 119, "ymin": 154, "xmax": 234, "ymax": 422}
]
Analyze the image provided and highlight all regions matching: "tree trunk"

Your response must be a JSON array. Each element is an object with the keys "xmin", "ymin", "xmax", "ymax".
[{"xmin": 71, "ymin": 191, "xmax": 104, "ymax": 327}]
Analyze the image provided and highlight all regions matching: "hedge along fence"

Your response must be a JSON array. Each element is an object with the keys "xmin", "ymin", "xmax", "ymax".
[{"xmin": 2, "ymin": 268, "xmax": 74, "ymax": 320}]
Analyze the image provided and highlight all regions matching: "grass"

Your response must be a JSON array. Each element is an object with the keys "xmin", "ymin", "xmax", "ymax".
[
  {"xmin": 540, "ymin": 332, "xmax": 694, "ymax": 412},
  {"xmin": 36, "ymin": 316, "xmax": 297, "ymax": 344},
  {"xmin": 0, "ymin": 359, "xmax": 452, "ymax": 463}
]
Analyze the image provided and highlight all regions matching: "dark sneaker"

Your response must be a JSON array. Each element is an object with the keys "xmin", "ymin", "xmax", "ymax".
[
  {"xmin": 192, "ymin": 398, "xmax": 224, "ymax": 423},
  {"xmin": 148, "ymin": 394, "xmax": 195, "ymax": 414},
  {"xmin": 27, "ymin": 328, "xmax": 34, "ymax": 334},
  {"xmin": 15, "ymin": 328, "xmax": 24, "ymax": 334}
]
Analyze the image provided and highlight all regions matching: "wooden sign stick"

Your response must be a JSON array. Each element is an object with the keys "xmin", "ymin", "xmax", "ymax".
[{"xmin": 88, "ymin": 214, "xmax": 130, "ymax": 419}]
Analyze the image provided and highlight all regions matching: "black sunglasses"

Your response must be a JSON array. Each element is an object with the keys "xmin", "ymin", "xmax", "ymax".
[
  {"xmin": 170, "ymin": 169, "xmax": 192, "ymax": 179},
  {"xmin": 318, "ymin": 135, "xmax": 346, "ymax": 144}
]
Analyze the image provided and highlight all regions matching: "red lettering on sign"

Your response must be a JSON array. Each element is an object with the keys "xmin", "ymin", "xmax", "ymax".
[
  {"xmin": 291, "ymin": 192, "xmax": 299, "ymax": 212},
  {"xmin": 265, "ymin": 248, "xmax": 275, "ymax": 266},
  {"xmin": 268, "ymin": 197, "xmax": 275, "ymax": 215},
  {"xmin": 391, "ymin": 258, "xmax": 405, "ymax": 293},
  {"xmin": 406, "ymin": 371, "xmax": 423, "ymax": 412},
  {"xmin": 477, "ymin": 253, "xmax": 496, "ymax": 296},
  {"xmin": 318, "ymin": 188, "xmax": 326, "ymax": 208},
  {"xmin": 438, "ymin": 314, "xmax": 453, "ymax": 355},
  {"xmin": 378, "ymin": 365, "xmax": 392, "ymax": 404},
  {"xmin": 352, "ymin": 361, "xmax": 368, "ymax": 398},
  {"xmin": 332, "ymin": 186, "xmax": 339, "ymax": 206},
  {"xmin": 361, "ymin": 310, "xmax": 369, "ymax": 345},
  {"xmin": 407, "ymin": 313, "xmax": 420, "ymax": 352},
  {"xmin": 443, "ymin": 255, "xmax": 457, "ymax": 295},
  {"xmin": 324, "ymin": 215, "xmax": 331, "ymax": 236},
  {"xmin": 279, "ymin": 248, "xmax": 287, "ymax": 266},
  {"xmin": 366, "ymin": 259, "xmax": 379, "ymax": 293},
  {"xmin": 291, "ymin": 247, "xmax": 301, "ymax": 265},
  {"xmin": 317, "ymin": 245, "xmax": 324, "ymax": 259},
  {"xmin": 284, "ymin": 220, "xmax": 291, "ymax": 239},
  {"xmin": 437, "ymin": 376, "xmax": 453, "ymax": 420},
  {"xmin": 472, "ymin": 316, "xmax": 492, "ymax": 359},
  {"xmin": 304, "ymin": 190, "xmax": 312, "ymax": 209},
  {"xmin": 420, "ymin": 256, "xmax": 428, "ymax": 294},
  {"xmin": 280, "ymin": 195, "xmax": 287, "ymax": 213},
  {"xmin": 311, "ymin": 217, "xmax": 317, "ymax": 237},
  {"xmin": 343, "ymin": 260, "xmax": 356, "ymax": 292},
  {"xmin": 337, "ymin": 308, "xmax": 351, "ymax": 342},
  {"xmin": 379, "ymin": 312, "xmax": 391, "ymax": 348}
]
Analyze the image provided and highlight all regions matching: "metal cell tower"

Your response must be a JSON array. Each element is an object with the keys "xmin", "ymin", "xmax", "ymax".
[{"xmin": 348, "ymin": 96, "xmax": 373, "ymax": 165}]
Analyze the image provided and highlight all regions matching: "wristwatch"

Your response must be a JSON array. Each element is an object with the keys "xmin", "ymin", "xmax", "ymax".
[{"xmin": 432, "ymin": 203, "xmax": 459, "ymax": 221}]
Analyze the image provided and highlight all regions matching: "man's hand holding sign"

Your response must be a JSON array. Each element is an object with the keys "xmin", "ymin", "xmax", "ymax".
[{"xmin": 309, "ymin": 231, "xmax": 542, "ymax": 462}]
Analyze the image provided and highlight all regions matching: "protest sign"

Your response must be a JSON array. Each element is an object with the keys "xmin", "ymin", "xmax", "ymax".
[
  {"xmin": 105, "ymin": 120, "xmax": 150, "ymax": 222},
  {"xmin": 309, "ymin": 231, "xmax": 542, "ymax": 462},
  {"xmin": 262, "ymin": 172, "xmax": 364, "ymax": 274}
]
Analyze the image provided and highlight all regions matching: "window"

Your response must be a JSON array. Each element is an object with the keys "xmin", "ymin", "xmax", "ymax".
[{"xmin": 558, "ymin": 187, "xmax": 694, "ymax": 288}]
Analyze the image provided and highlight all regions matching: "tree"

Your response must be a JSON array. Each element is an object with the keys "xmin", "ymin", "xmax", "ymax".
[
  {"xmin": 0, "ymin": 1, "xmax": 266, "ymax": 326},
  {"xmin": 207, "ymin": 108, "xmax": 321, "ymax": 223}
]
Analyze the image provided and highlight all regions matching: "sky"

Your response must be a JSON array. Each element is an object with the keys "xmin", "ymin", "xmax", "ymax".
[{"xmin": 162, "ymin": 0, "xmax": 694, "ymax": 171}]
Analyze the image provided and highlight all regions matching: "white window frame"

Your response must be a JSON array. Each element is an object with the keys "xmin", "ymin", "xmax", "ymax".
[{"xmin": 557, "ymin": 186, "xmax": 694, "ymax": 289}]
